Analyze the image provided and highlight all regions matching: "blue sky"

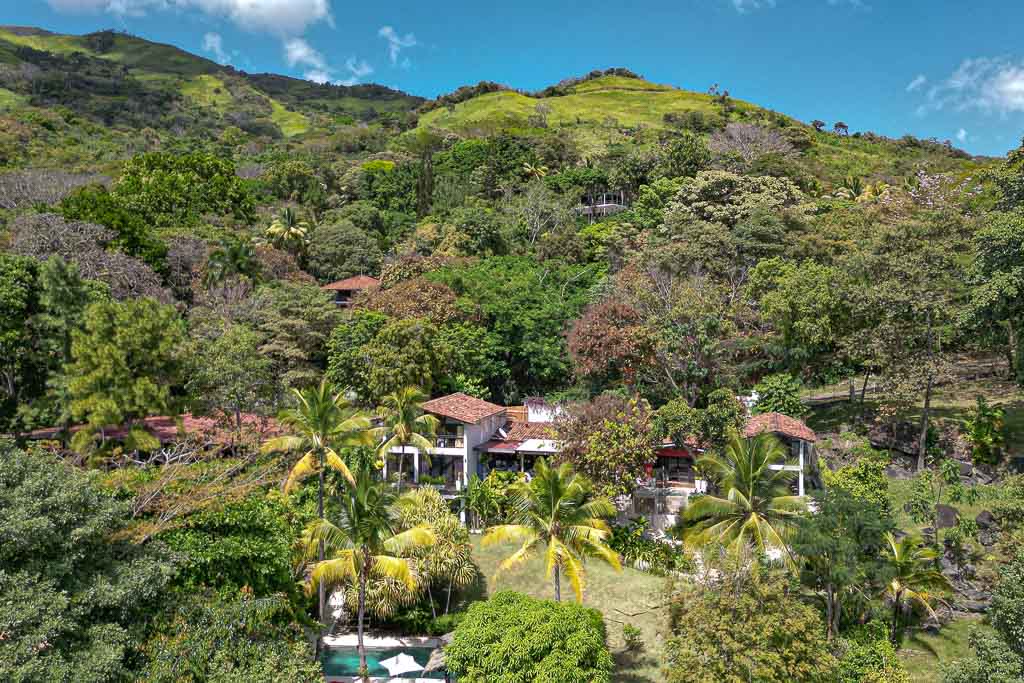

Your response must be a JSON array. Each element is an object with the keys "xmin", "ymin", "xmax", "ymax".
[{"xmin": 7, "ymin": 1, "xmax": 1024, "ymax": 156}]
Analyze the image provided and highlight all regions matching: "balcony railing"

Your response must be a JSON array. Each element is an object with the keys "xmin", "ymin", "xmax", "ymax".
[{"xmin": 434, "ymin": 435, "xmax": 465, "ymax": 449}]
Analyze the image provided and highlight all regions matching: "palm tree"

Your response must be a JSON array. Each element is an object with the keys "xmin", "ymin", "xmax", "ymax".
[
  {"xmin": 204, "ymin": 238, "xmax": 261, "ymax": 287},
  {"xmin": 261, "ymin": 380, "xmax": 371, "ymax": 623},
  {"xmin": 303, "ymin": 477, "xmax": 435, "ymax": 678},
  {"xmin": 372, "ymin": 386, "xmax": 439, "ymax": 492},
  {"xmin": 522, "ymin": 161, "xmax": 549, "ymax": 179},
  {"xmin": 483, "ymin": 458, "xmax": 621, "ymax": 602},
  {"xmin": 881, "ymin": 532, "xmax": 951, "ymax": 644},
  {"xmin": 264, "ymin": 207, "xmax": 310, "ymax": 254},
  {"xmin": 683, "ymin": 432, "xmax": 806, "ymax": 561}
]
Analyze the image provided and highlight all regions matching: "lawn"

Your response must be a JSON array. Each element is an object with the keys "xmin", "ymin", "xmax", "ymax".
[
  {"xmin": 899, "ymin": 615, "xmax": 992, "ymax": 682},
  {"xmin": 270, "ymin": 98, "xmax": 310, "ymax": 137},
  {"xmin": 470, "ymin": 535, "xmax": 670, "ymax": 682}
]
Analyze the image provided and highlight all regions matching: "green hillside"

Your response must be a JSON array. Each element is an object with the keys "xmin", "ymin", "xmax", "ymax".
[
  {"xmin": 419, "ymin": 72, "xmax": 983, "ymax": 186},
  {"xmin": 0, "ymin": 26, "xmax": 423, "ymax": 169}
]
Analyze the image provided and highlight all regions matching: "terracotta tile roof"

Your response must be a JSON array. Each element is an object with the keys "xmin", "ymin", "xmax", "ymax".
[
  {"xmin": 505, "ymin": 421, "xmax": 555, "ymax": 441},
  {"xmin": 24, "ymin": 412, "xmax": 280, "ymax": 445},
  {"xmin": 743, "ymin": 412, "xmax": 817, "ymax": 443},
  {"xmin": 421, "ymin": 393, "xmax": 505, "ymax": 424},
  {"xmin": 321, "ymin": 275, "xmax": 380, "ymax": 291}
]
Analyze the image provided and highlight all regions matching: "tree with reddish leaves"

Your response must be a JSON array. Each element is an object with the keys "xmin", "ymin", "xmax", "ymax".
[{"xmin": 567, "ymin": 301, "xmax": 653, "ymax": 392}]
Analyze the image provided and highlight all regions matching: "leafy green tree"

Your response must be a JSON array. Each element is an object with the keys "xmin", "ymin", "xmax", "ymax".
[
  {"xmin": 835, "ymin": 621, "xmax": 912, "ymax": 683},
  {"xmin": 303, "ymin": 477, "xmax": 435, "ymax": 677},
  {"xmin": 428, "ymin": 257, "xmax": 598, "ymax": 398},
  {"xmin": 880, "ymin": 532, "xmax": 951, "ymax": 644},
  {"xmin": 261, "ymin": 380, "xmax": 370, "ymax": 622},
  {"xmin": 142, "ymin": 593, "xmax": 321, "ymax": 683},
  {"xmin": 0, "ymin": 253, "xmax": 41, "ymax": 431},
  {"xmin": 966, "ymin": 212, "xmax": 1024, "ymax": 385},
  {"xmin": 664, "ymin": 561, "xmax": 836, "ymax": 682},
  {"xmin": 629, "ymin": 177, "xmax": 685, "ymax": 229},
  {"xmin": 943, "ymin": 629, "xmax": 1024, "ymax": 683},
  {"xmin": 683, "ymin": 432, "xmax": 806, "ymax": 561},
  {"xmin": 325, "ymin": 309, "xmax": 390, "ymax": 401},
  {"xmin": 113, "ymin": 151, "xmax": 255, "ymax": 226},
  {"xmin": 653, "ymin": 389, "xmax": 745, "ymax": 453},
  {"xmin": 162, "ymin": 494, "xmax": 299, "ymax": 597},
  {"xmin": 436, "ymin": 321, "xmax": 509, "ymax": 400},
  {"xmin": 553, "ymin": 394, "xmax": 656, "ymax": 497},
  {"xmin": 186, "ymin": 322, "xmax": 274, "ymax": 433},
  {"xmin": 66, "ymin": 298, "xmax": 186, "ymax": 450},
  {"xmin": 445, "ymin": 591, "xmax": 614, "ymax": 683},
  {"xmin": 747, "ymin": 257, "xmax": 847, "ymax": 373},
  {"xmin": 793, "ymin": 488, "xmax": 893, "ymax": 639},
  {"xmin": 822, "ymin": 456, "xmax": 892, "ymax": 514},
  {"xmin": 0, "ymin": 444, "xmax": 174, "ymax": 682},
  {"xmin": 670, "ymin": 170, "xmax": 804, "ymax": 227},
  {"xmin": 365, "ymin": 318, "xmax": 444, "ymax": 402},
  {"xmin": 753, "ymin": 372, "xmax": 808, "ymax": 417},
  {"xmin": 657, "ymin": 131, "xmax": 712, "ymax": 179},
  {"xmin": 59, "ymin": 184, "xmax": 167, "ymax": 268},
  {"xmin": 483, "ymin": 458, "xmax": 621, "ymax": 602},
  {"xmin": 372, "ymin": 385, "xmax": 440, "ymax": 491},
  {"xmin": 305, "ymin": 219, "xmax": 382, "ymax": 283},
  {"xmin": 245, "ymin": 281, "xmax": 342, "ymax": 391},
  {"xmin": 906, "ymin": 458, "xmax": 969, "ymax": 548}
]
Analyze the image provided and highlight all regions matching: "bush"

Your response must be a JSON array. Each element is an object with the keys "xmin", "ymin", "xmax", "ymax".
[
  {"xmin": 823, "ymin": 457, "xmax": 892, "ymax": 514},
  {"xmin": 445, "ymin": 591, "xmax": 614, "ymax": 683},
  {"xmin": 623, "ymin": 623, "xmax": 644, "ymax": 652},
  {"xmin": 836, "ymin": 621, "xmax": 911, "ymax": 683},
  {"xmin": 753, "ymin": 372, "xmax": 808, "ymax": 418},
  {"xmin": 609, "ymin": 517, "xmax": 689, "ymax": 574},
  {"xmin": 305, "ymin": 218, "xmax": 382, "ymax": 283}
]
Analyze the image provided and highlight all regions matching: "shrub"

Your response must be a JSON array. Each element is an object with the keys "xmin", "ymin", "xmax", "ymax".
[
  {"xmin": 609, "ymin": 517, "xmax": 689, "ymax": 574},
  {"xmin": 622, "ymin": 623, "xmax": 644, "ymax": 652},
  {"xmin": 445, "ymin": 591, "xmax": 614, "ymax": 683},
  {"xmin": 964, "ymin": 396, "xmax": 1006, "ymax": 466},
  {"xmin": 836, "ymin": 621, "xmax": 911, "ymax": 683},
  {"xmin": 823, "ymin": 458, "xmax": 892, "ymax": 514},
  {"xmin": 753, "ymin": 372, "xmax": 808, "ymax": 418}
]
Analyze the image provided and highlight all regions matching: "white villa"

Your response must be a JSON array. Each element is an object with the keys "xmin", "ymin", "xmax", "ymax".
[{"xmin": 384, "ymin": 392, "xmax": 821, "ymax": 532}]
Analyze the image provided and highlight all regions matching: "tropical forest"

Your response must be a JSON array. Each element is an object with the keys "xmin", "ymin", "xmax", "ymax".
[{"xmin": 3, "ymin": 13, "xmax": 1024, "ymax": 683}]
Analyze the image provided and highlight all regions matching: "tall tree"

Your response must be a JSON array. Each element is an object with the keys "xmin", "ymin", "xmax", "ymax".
[
  {"xmin": 483, "ymin": 458, "xmax": 621, "ymax": 602},
  {"xmin": 66, "ymin": 298, "xmax": 186, "ymax": 451},
  {"xmin": 303, "ymin": 477, "xmax": 435, "ymax": 679},
  {"xmin": 683, "ymin": 432, "xmax": 806, "ymax": 561},
  {"xmin": 261, "ymin": 380, "xmax": 371, "ymax": 623},
  {"xmin": 372, "ymin": 386, "xmax": 439, "ymax": 492},
  {"xmin": 263, "ymin": 207, "xmax": 310, "ymax": 255}
]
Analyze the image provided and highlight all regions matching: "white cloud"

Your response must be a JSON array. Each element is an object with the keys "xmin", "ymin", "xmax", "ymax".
[
  {"xmin": 378, "ymin": 25, "xmax": 417, "ymax": 65},
  {"xmin": 730, "ymin": 0, "xmax": 776, "ymax": 12},
  {"xmin": 956, "ymin": 128, "xmax": 968, "ymax": 142},
  {"xmin": 201, "ymin": 31, "xmax": 229, "ymax": 64},
  {"xmin": 48, "ymin": 0, "xmax": 333, "ymax": 36},
  {"xmin": 919, "ymin": 57, "xmax": 1024, "ymax": 115},
  {"xmin": 283, "ymin": 37, "xmax": 326, "ymax": 70},
  {"xmin": 304, "ymin": 69, "xmax": 331, "ymax": 84},
  {"xmin": 906, "ymin": 74, "xmax": 927, "ymax": 92}
]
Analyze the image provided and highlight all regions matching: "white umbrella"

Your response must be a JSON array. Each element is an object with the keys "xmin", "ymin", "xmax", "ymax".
[{"xmin": 379, "ymin": 652, "xmax": 422, "ymax": 677}]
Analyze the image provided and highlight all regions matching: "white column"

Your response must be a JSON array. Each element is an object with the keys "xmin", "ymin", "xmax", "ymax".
[
  {"xmin": 798, "ymin": 441, "xmax": 805, "ymax": 497},
  {"xmin": 413, "ymin": 451, "xmax": 420, "ymax": 483}
]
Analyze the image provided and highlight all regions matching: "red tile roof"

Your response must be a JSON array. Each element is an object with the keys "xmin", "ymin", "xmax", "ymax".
[
  {"xmin": 321, "ymin": 275, "xmax": 380, "ymax": 291},
  {"xmin": 421, "ymin": 393, "xmax": 505, "ymax": 424},
  {"xmin": 743, "ymin": 412, "xmax": 817, "ymax": 442},
  {"xmin": 25, "ymin": 413, "xmax": 280, "ymax": 445},
  {"xmin": 505, "ymin": 421, "xmax": 555, "ymax": 441}
]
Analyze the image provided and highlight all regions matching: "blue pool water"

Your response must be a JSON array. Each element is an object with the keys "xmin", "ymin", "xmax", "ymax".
[{"xmin": 321, "ymin": 646, "xmax": 446, "ymax": 679}]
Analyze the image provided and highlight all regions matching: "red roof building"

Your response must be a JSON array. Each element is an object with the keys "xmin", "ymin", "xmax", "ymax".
[
  {"xmin": 321, "ymin": 275, "xmax": 380, "ymax": 306},
  {"xmin": 743, "ymin": 412, "xmax": 817, "ymax": 443},
  {"xmin": 421, "ymin": 393, "xmax": 506, "ymax": 424}
]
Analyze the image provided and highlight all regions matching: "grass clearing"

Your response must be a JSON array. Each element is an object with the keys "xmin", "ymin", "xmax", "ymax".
[
  {"xmin": 0, "ymin": 87, "xmax": 26, "ymax": 110},
  {"xmin": 899, "ymin": 615, "xmax": 991, "ymax": 682},
  {"xmin": 471, "ymin": 535, "xmax": 669, "ymax": 683},
  {"xmin": 270, "ymin": 98, "xmax": 310, "ymax": 137},
  {"xmin": 181, "ymin": 74, "xmax": 232, "ymax": 110}
]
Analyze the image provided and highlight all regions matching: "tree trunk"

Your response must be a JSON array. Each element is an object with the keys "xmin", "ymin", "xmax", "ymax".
[
  {"xmin": 891, "ymin": 590, "xmax": 902, "ymax": 645},
  {"xmin": 848, "ymin": 377, "xmax": 856, "ymax": 402},
  {"xmin": 554, "ymin": 564, "xmax": 561, "ymax": 602},
  {"xmin": 917, "ymin": 309, "xmax": 935, "ymax": 472},
  {"xmin": 445, "ymin": 576, "xmax": 454, "ymax": 615},
  {"xmin": 318, "ymin": 450, "xmax": 326, "ymax": 626},
  {"xmin": 397, "ymin": 445, "xmax": 406, "ymax": 492},
  {"xmin": 358, "ymin": 557, "xmax": 369, "ymax": 682},
  {"xmin": 860, "ymin": 369, "xmax": 871, "ymax": 404},
  {"xmin": 1005, "ymin": 320, "xmax": 1017, "ymax": 381},
  {"xmin": 825, "ymin": 583, "xmax": 835, "ymax": 641},
  {"xmin": 428, "ymin": 583, "xmax": 437, "ymax": 619},
  {"xmin": 917, "ymin": 372, "xmax": 934, "ymax": 471}
]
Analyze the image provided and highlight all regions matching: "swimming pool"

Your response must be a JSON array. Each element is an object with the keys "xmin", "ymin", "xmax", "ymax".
[{"xmin": 321, "ymin": 646, "xmax": 446, "ymax": 680}]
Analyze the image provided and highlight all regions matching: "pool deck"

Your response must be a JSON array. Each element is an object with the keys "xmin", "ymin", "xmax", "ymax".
[{"xmin": 321, "ymin": 635, "xmax": 448, "ymax": 683}]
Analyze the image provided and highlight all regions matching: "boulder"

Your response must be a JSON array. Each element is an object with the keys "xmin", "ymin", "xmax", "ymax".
[
  {"xmin": 979, "ymin": 529, "xmax": 999, "ymax": 547},
  {"xmin": 976, "ymin": 510, "xmax": 997, "ymax": 530},
  {"xmin": 959, "ymin": 461, "xmax": 974, "ymax": 477},
  {"xmin": 936, "ymin": 504, "xmax": 960, "ymax": 529}
]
